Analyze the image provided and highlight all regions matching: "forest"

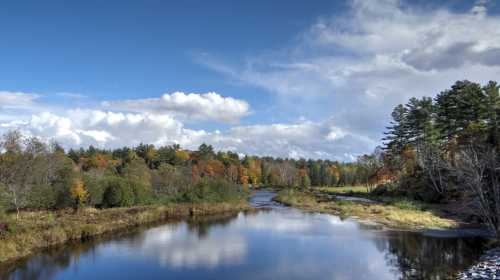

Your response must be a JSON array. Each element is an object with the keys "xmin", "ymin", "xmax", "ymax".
[
  {"xmin": 0, "ymin": 130, "xmax": 372, "ymax": 219},
  {"xmin": 0, "ymin": 80, "xmax": 499, "ymax": 238},
  {"xmin": 379, "ymin": 80, "xmax": 500, "ymax": 237}
]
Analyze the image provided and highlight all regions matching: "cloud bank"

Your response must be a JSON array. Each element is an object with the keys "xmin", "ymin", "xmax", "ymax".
[{"xmin": 1, "ymin": 108, "xmax": 365, "ymax": 161}]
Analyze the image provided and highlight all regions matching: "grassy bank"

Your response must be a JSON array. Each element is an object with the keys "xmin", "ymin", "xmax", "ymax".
[
  {"xmin": 317, "ymin": 186, "xmax": 371, "ymax": 194},
  {"xmin": 0, "ymin": 201, "xmax": 252, "ymax": 265},
  {"xmin": 274, "ymin": 189, "xmax": 459, "ymax": 230}
]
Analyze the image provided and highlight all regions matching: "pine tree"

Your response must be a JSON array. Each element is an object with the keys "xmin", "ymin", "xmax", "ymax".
[
  {"xmin": 482, "ymin": 81, "xmax": 500, "ymax": 146},
  {"xmin": 405, "ymin": 97, "xmax": 435, "ymax": 145},
  {"xmin": 383, "ymin": 104, "xmax": 409, "ymax": 154},
  {"xmin": 435, "ymin": 80, "xmax": 485, "ymax": 143}
]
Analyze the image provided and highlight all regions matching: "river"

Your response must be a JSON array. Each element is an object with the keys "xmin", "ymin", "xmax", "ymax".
[{"xmin": 1, "ymin": 191, "xmax": 486, "ymax": 280}]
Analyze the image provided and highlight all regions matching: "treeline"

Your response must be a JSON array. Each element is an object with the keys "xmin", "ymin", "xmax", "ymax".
[
  {"xmin": 378, "ymin": 80, "xmax": 500, "ymax": 236},
  {"xmin": 0, "ymin": 131, "xmax": 377, "ymax": 217}
]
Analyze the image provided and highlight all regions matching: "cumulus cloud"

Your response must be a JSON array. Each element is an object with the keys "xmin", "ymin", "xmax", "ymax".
[
  {"xmin": 202, "ymin": 120, "xmax": 374, "ymax": 160},
  {"xmin": 198, "ymin": 0, "xmax": 500, "ymax": 151},
  {"xmin": 1, "ymin": 110, "xmax": 208, "ymax": 148},
  {"xmin": 0, "ymin": 109, "xmax": 369, "ymax": 160},
  {"xmin": 102, "ymin": 91, "xmax": 250, "ymax": 124},
  {"xmin": 0, "ymin": 89, "xmax": 365, "ymax": 160}
]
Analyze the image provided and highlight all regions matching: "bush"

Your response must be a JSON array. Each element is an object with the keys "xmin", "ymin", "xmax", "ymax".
[
  {"xmin": 398, "ymin": 172, "xmax": 443, "ymax": 203},
  {"xmin": 83, "ymin": 175, "xmax": 104, "ymax": 207},
  {"xmin": 26, "ymin": 185, "xmax": 57, "ymax": 209},
  {"xmin": 102, "ymin": 177, "xmax": 134, "ymax": 207},
  {"xmin": 0, "ymin": 207, "xmax": 7, "ymax": 223},
  {"xmin": 129, "ymin": 180, "xmax": 153, "ymax": 205},
  {"xmin": 181, "ymin": 178, "xmax": 247, "ymax": 203},
  {"xmin": 372, "ymin": 183, "xmax": 398, "ymax": 196}
]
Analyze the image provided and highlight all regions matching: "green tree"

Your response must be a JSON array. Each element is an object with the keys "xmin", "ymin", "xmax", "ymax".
[
  {"xmin": 300, "ymin": 174, "xmax": 311, "ymax": 188},
  {"xmin": 405, "ymin": 97, "xmax": 437, "ymax": 145},
  {"xmin": 383, "ymin": 104, "xmax": 409, "ymax": 154},
  {"xmin": 482, "ymin": 81, "xmax": 500, "ymax": 146},
  {"xmin": 102, "ymin": 177, "xmax": 134, "ymax": 207},
  {"xmin": 435, "ymin": 80, "xmax": 485, "ymax": 143},
  {"xmin": 196, "ymin": 143, "xmax": 215, "ymax": 161}
]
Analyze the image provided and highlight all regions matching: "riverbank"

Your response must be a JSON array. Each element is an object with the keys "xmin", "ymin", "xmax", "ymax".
[
  {"xmin": 274, "ymin": 189, "xmax": 461, "ymax": 231},
  {"xmin": 0, "ymin": 201, "xmax": 252, "ymax": 265},
  {"xmin": 457, "ymin": 248, "xmax": 500, "ymax": 279}
]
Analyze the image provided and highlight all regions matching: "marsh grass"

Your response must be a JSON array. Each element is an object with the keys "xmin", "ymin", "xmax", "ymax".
[
  {"xmin": 275, "ymin": 189, "xmax": 458, "ymax": 230},
  {"xmin": 317, "ymin": 186, "xmax": 371, "ymax": 195}
]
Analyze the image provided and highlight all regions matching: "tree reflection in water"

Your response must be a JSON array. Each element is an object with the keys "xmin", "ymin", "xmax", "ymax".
[{"xmin": 375, "ymin": 231, "xmax": 485, "ymax": 280}]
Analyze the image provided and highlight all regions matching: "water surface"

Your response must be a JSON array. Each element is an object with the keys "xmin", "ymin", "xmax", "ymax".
[{"xmin": 1, "ymin": 191, "xmax": 485, "ymax": 280}]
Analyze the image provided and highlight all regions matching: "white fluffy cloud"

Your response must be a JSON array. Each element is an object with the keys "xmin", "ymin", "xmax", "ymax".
[
  {"xmin": 0, "ymin": 109, "xmax": 367, "ymax": 160},
  {"xmin": 199, "ymin": 0, "xmax": 500, "ymax": 148},
  {"xmin": 2, "ymin": 110, "xmax": 208, "ymax": 149},
  {"xmin": 202, "ymin": 121, "xmax": 374, "ymax": 160},
  {"xmin": 102, "ymin": 91, "xmax": 250, "ymax": 124}
]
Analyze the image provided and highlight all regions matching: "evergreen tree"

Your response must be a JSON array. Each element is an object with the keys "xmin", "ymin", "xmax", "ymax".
[
  {"xmin": 482, "ymin": 81, "xmax": 500, "ymax": 146},
  {"xmin": 405, "ymin": 97, "xmax": 436, "ymax": 145},
  {"xmin": 383, "ymin": 104, "xmax": 409, "ymax": 153},
  {"xmin": 435, "ymin": 80, "xmax": 485, "ymax": 143}
]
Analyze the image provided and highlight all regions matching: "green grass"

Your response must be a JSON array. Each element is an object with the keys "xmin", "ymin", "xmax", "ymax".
[
  {"xmin": 317, "ymin": 186, "xmax": 429, "ymax": 211},
  {"xmin": 382, "ymin": 197, "xmax": 428, "ymax": 211}
]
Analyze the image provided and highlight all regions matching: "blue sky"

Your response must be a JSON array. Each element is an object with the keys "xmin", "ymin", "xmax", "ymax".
[{"xmin": 1, "ymin": 0, "xmax": 500, "ymax": 161}]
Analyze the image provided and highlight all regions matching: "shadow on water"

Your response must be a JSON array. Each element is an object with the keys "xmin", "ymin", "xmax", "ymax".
[
  {"xmin": 0, "ymin": 192, "xmax": 487, "ymax": 280},
  {"xmin": 376, "ymin": 231, "xmax": 485, "ymax": 279}
]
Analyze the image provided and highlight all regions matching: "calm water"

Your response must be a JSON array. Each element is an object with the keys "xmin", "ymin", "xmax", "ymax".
[{"xmin": 1, "ymin": 191, "xmax": 485, "ymax": 280}]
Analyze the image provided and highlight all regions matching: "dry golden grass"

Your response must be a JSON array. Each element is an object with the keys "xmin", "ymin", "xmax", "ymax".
[
  {"xmin": 317, "ymin": 186, "xmax": 371, "ymax": 194},
  {"xmin": 275, "ymin": 189, "xmax": 458, "ymax": 230}
]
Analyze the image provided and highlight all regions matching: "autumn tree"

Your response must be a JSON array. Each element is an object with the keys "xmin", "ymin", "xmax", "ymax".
[{"xmin": 70, "ymin": 178, "xmax": 88, "ymax": 210}]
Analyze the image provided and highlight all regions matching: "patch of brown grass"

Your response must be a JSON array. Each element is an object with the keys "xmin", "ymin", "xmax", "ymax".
[{"xmin": 275, "ymin": 189, "xmax": 458, "ymax": 230}]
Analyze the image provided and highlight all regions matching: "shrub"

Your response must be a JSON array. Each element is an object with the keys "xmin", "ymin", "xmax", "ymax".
[
  {"xmin": 26, "ymin": 185, "xmax": 57, "ymax": 209},
  {"xmin": 53, "ymin": 171, "xmax": 83, "ymax": 209},
  {"xmin": 129, "ymin": 180, "xmax": 152, "ymax": 205},
  {"xmin": 83, "ymin": 175, "xmax": 105, "ymax": 207},
  {"xmin": 181, "ymin": 178, "xmax": 247, "ymax": 203},
  {"xmin": 102, "ymin": 177, "xmax": 134, "ymax": 207}
]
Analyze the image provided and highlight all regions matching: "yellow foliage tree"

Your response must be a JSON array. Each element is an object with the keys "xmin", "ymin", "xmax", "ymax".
[
  {"xmin": 175, "ymin": 150, "xmax": 190, "ymax": 161},
  {"xmin": 71, "ymin": 179, "xmax": 88, "ymax": 209}
]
